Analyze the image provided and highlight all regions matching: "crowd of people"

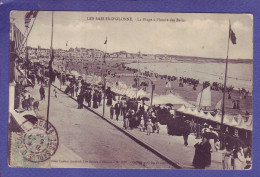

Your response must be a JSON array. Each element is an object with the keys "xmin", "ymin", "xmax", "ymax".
[
  {"xmin": 123, "ymin": 64, "xmax": 251, "ymax": 99},
  {"xmin": 16, "ymin": 60, "xmax": 252, "ymax": 170},
  {"xmin": 192, "ymin": 135, "xmax": 251, "ymax": 169}
]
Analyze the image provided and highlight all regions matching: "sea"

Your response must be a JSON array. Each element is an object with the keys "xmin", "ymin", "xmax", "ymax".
[{"xmin": 126, "ymin": 61, "xmax": 253, "ymax": 91}]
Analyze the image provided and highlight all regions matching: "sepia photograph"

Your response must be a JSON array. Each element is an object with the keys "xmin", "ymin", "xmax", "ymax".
[{"xmin": 8, "ymin": 11, "xmax": 253, "ymax": 169}]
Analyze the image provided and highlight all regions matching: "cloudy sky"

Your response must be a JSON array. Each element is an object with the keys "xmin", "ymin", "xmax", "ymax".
[{"xmin": 11, "ymin": 11, "xmax": 253, "ymax": 59}]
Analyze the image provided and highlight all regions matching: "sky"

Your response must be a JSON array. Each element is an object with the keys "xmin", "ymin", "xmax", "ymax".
[{"xmin": 11, "ymin": 11, "xmax": 253, "ymax": 59}]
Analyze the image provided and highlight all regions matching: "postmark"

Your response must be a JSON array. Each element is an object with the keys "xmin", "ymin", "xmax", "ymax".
[{"xmin": 14, "ymin": 118, "xmax": 59, "ymax": 163}]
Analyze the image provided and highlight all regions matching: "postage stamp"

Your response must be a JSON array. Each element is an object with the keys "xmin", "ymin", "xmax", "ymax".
[{"xmin": 9, "ymin": 117, "xmax": 59, "ymax": 167}]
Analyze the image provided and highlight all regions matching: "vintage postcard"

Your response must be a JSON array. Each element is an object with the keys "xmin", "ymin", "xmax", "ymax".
[{"xmin": 8, "ymin": 11, "xmax": 253, "ymax": 169}]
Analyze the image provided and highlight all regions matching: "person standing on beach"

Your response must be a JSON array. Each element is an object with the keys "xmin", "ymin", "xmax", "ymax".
[
  {"xmin": 120, "ymin": 100, "xmax": 124, "ymax": 116},
  {"xmin": 70, "ymin": 84, "xmax": 74, "ymax": 97},
  {"xmin": 233, "ymin": 146, "xmax": 247, "ymax": 170},
  {"xmin": 85, "ymin": 90, "xmax": 92, "ymax": 107},
  {"xmin": 39, "ymin": 85, "xmax": 45, "ymax": 100},
  {"xmin": 192, "ymin": 137, "xmax": 212, "ymax": 169},
  {"xmin": 146, "ymin": 119, "xmax": 153, "ymax": 135},
  {"xmin": 123, "ymin": 112, "xmax": 130, "ymax": 129},
  {"xmin": 110, "ymin": 105, "xmax": 114, "ymax": 119},
  {"xmin": 53, "ymin": 88, "xmax": 57, "ymax": 98},
  {"xmin": 115, "ymin": 101, "xmax": 120, "ymax": 121},
  {"xmin": 92, "ymin": 91, "xmax": 98, "ymax": 109},
  {"xmin": 75, "ymin": 85, "xmax": 79, "ymax": 97},
  {"xmin": 77, "ymin": 92, "xmax": 84, "ymax": 109},
  {"xmin": 222, "ymin": 146, "xmax": 233, "ymax": 169},
  {"xmin": 97, "ymin": 91, "xmax": 102, "ymax": 106}
]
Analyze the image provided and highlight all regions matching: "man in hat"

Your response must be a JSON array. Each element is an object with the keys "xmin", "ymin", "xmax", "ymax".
[
  {"xmin": 39, "ymin": 85, "xmax": 45, "ymax": 100},
  {"xmin": 201, "ymin": 123, "xmax": 210, "ymax": 134},
  {"xmin": 115, "ymin": 101, "xmax": 120, "ymax": 121},
  {"xmin": 85, "ymin": 90, "xmax": 92, "ymax": 107},
  {"xmin": 110, "ymin": 105, "xmax": 114, "ymax": 119},
  {"xmin": 92, "ymin": 91, "xmax": 98, "ymax": 109}
]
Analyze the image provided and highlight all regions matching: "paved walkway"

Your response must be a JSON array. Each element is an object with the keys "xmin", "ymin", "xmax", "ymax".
[
  {"xmin": 52, "ymin": 80, "xmax": 224, "ymax": 169},
  {"xmin": 23, "ymin": 82, "xmax": 173, "ymax": 168}
]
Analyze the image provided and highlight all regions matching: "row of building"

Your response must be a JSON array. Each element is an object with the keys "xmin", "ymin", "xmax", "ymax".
[{"xmin": 20, "ymin": 46, "xmax": 178, "ymax": 62}]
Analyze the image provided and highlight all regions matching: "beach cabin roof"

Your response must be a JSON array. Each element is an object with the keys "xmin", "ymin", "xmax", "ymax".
[
  {"xmin": 236, "ymin": 119, "xmax": 248, "ymax": 130},
  {"xmin": 120, "ymin": 88, "xmax": 127, "ymax": 95},
  {"xmin": 205, "ymin": 112, "xmax": 214, "ymax": 120},
  {"xmin": 177, "ymin": 105, "xmax": 186, "ymax": 113},
  {"xmin": 137, "ymin": 89, "xmax": 149, "ymax": 97},
  {"xmin": 153, "ymin": 94, "xmax": 193, "ymax": 107},
  {"xmin": 214, "ymin": 113, "xmax": 222, "ymax": 123},
  {"xmin": 126, "ymin": 89, "xmax": 136, "ymax": 98},
  {"xmin": 114, "ymin": 87, "xmax": 121, "ymax": 95},
  {"xmin": 186, "ymin": 107, "xmax": 193, "ymax": 115},
  {"xmin": 116, "ymin": 87, "xmax": 121, "ymax": 94},
  {"xmin": 246, "ymin": 115, "xmax": 253, "ymax": 127},
  {"xmin": 111, "ymin": 86, "xmax": 116, "ymax": 92},
  {"xmin": 198, "ymin": 110, "xmax": 206, "ymax": 119},
  {"xmin": 223, "ymin": 115, "xmax": 230, "ymax": 125},
  {"xmin": 236, "ymin": 114, "xmax": 243, "ymax": 125},
  {"xmin": 228, "ymin": 117, "xmax": 239, "ymax": 127},
  {"xmin": 192, "ymin": 108, "xmax": 199, "ymax": 117}
]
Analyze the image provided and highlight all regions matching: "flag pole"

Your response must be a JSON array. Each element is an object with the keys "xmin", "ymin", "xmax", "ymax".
[
  {"xmin": 136, "ymin": 50, "xmax": 140, "ymax": 99},
  {"xmin": 198, "ymin": 88, "xmax": 204, "ymax": 109},
  {"xmin": 220, "ymin": 20, "xmax": 231, "ymax": 149},
  {"xmin": 18, "ymin": 12, "xmax": 38, "ymax": 54},
  {"xmin": 102, "ymin": 36, "xmax": 107, "ymax": 117},
  {"xmin": 46, "ymin": 11, "xmax": 54, "ymax": 131}
]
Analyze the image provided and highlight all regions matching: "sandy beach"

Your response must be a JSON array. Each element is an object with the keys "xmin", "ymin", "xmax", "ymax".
[{"xmin": 56, "ymin": 58, "xmax": 253, "ymax": 116}]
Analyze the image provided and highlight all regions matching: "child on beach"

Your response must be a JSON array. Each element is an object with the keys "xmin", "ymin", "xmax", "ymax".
[
  {"xmin": 154, "ymin": 121, "xmax": 160, "ymax": 133},
  {"xmin": 139, "ymin": 116, "xmax": 145, "ymax": 132},
  {"xmin": 146, "ymin": 119, "xmax": 153, "ymax": 135},
  {"xmin": 53, "ymin": 88, "xmax": 57, "ymax": 98}
]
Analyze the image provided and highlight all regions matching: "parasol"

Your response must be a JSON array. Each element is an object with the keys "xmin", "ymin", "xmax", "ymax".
[
  {"xmin": 166, "ymin": 103, "xmax": 173, "ymax": 107},
  {"xmin": 141, "ymin": 97, "xmax": 150, "ymax": 101},
  {"xmin": 203, "ymin": 132, "xmax": 219, "ymax": 139},
  {"xmin": 23, "ymin": 114, "xmax": 38, "ymax": 124}
]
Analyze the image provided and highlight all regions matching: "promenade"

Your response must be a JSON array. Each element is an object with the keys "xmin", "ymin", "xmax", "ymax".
[
  {"xmin": 24, "ymin": 82, "xmax": 173, "ymax": 169},
  {"xmin": 49, "ymin": 80, "xmax": 224, "ymax": 169}
]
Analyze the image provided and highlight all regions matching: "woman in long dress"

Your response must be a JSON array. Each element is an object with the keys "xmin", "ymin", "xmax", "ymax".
[
  {"xmin": 123, "ymin": 112, "xmax": 130, "ymax": 129},
  {"xmin": 92, "ymin": 91, "xmax": 98, "ymax": 109},
  {"xmin": 233, "ymin": 146, "xmax": 246, "ymax": 170},
  {"xmin": 193, "ymin": 137, "xmax": 212, "ymax": 169},
  {"xmin": 222, "ymin": 146, "xmax": 233, "ymax": 170}
]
